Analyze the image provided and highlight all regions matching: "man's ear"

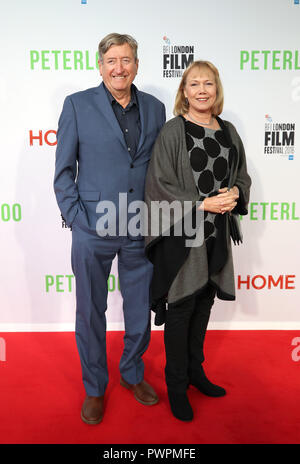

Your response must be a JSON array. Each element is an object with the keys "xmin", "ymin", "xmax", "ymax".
[{"xmin": 98, "ymin": 59, "xmax": 103, "ymax": 76}]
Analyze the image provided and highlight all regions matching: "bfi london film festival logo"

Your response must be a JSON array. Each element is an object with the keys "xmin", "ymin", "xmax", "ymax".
[
  {"xmin": 162, "ymin": 36, "xmax": 194, "ymax": 78},
  {"xmin": 264, "ymin": 115, "xmax": 295, "ymax": 160}
]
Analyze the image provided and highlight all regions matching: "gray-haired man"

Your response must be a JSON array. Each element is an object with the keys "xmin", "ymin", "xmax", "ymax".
[{"xmin": 54, "ymin": 33, "xmax": 166, "ymax": 424}]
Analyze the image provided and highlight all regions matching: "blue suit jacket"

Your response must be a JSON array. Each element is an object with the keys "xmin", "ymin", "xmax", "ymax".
[{"xmin": 54, "ymin": 82, "xmax": 166, "ymax": 238}]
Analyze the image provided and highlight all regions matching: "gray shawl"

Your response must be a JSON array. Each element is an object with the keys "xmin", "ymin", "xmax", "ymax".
[{"xmin": 145, "ymin": 116, "xmax": 251, "ymax": 323}]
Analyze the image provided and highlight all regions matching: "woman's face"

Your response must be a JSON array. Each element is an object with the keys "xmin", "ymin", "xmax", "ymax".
[{"xmin": 184, "ymin": 67, "xmax": 217, "ymax": 116}]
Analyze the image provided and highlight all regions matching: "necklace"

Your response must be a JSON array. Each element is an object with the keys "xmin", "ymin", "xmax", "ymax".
[{"xmin": 187, "ymin": 113, "xmax": 213, "ymax": 126}]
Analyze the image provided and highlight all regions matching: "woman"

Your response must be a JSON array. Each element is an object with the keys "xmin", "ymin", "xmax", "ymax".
[{"xmin": 145, "ymin": 61, "xmax": 251, "ymax": 421}]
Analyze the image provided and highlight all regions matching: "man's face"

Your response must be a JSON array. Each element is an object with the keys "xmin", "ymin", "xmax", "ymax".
[{"xmin": 99, "ymin": 43, "xmax": 139, "ymax": 95}]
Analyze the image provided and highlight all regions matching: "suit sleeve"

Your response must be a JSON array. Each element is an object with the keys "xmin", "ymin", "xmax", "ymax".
[{"xmin": 53, "ymin": 96, "xmax": 80, "ymax": 227}]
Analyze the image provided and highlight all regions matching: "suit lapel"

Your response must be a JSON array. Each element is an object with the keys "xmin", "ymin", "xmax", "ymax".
[
  {"xmin": 93, "ymin": 82, "xmax": 127, "ymax": 149},
  {"xmin": 135, "ymin": 89, "xmax": 147, "ymax": 156}
]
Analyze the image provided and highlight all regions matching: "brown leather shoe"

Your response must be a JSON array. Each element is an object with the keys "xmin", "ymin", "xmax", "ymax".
[
  {"xmin": 120, "ymin": 377, "xmax": 159, "ymax": 405},
  {"xmin": 81, "ymin": 395, "xmax": 104, "ymax": 425}
]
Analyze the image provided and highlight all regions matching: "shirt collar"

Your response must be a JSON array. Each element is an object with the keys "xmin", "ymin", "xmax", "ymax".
[{"xmin": 103, "ymin": 83, "xmax": 138, "ymax": 108}]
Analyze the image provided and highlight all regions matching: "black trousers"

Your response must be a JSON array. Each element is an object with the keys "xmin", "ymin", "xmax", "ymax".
[{"xmin": 164, "ymin": 285, "xmax": 216, "ymax": 393}]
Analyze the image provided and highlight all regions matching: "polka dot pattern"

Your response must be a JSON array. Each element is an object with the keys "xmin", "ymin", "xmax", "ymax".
[
  {"xmin": 187, "ymin": 123, "xmax": 205, "ymax": 139},
  {"xmin": 213, "ymin": 157, "xmax": 228, "ymax": 181},
  {"xmin": 215, "ymin": 130, "xmax": 231, "ymax": 148},
  {"xmin": 190, "ymin": 147, "xmax": 208, "ymax": 172},
  {"xmin": 186, "ymin": 133, "xmax": 194, "ymax": 151},
  {"xmin": 184, "ymin": 119, "xmax": 231, "ymax": 242},
  {"xmin": 203, "ymin": 137, "xmax": 220, "ymax": 158},
  {"xmin": 198, "ymin": 170, "xmax": 214, "ymax": 194}
]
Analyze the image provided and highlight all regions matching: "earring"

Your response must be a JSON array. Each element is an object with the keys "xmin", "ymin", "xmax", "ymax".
[{"xmin": 185, "ymin": 97, "xmax": 189, "ymax": 105}]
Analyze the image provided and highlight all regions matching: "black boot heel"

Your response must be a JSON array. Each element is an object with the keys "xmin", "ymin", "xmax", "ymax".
[{"xmin": 189, "ymin": 368, "xmax": 226, "ymax": 397}]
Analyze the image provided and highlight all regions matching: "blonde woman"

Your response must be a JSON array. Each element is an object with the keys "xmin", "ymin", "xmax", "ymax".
[{"xmin": 145, "ymin": 61, "xmax": 251, "ymax": 421}]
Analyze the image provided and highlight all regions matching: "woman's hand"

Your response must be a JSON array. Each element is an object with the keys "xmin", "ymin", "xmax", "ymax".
[{"xmin": 198, "ymin": 186, "xmax": 239, "ymax": 214}]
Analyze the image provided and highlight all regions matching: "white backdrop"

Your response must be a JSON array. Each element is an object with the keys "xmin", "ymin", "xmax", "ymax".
[{"xmin": 0, "ymin": 0, "xmax": 299, "ymax": 330}]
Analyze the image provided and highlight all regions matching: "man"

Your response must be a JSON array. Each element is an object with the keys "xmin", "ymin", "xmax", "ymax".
[{"xmin": 54, "ymin": 33, "xmax": 166, "ymax": 425}]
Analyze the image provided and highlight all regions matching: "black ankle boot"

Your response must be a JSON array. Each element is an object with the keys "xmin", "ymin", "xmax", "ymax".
[
  {"xmin": 189, "ymin": 367, "xmax": 226, "ymax": 397},
  {"xmin": 167, "ymin": 390, "xmax": 193, "ymax": 422}
]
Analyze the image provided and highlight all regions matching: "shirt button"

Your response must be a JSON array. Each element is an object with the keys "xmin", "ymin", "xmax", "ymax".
[
  {"xmin": 125, "ymin": 129, "xmax": 128, "ymax": 133},
  {"xmin": 128, "ymin": 147, "xmax": 131, "ymax": 152}
]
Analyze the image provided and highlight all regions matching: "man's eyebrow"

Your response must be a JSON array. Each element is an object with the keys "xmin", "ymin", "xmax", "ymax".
[{"xmin": 106, "ymin": 56, "xmax": 132, "ymax": 60}]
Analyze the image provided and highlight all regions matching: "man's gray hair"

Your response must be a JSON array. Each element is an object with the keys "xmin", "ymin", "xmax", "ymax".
[{"xmin": 98, "ymin": 33, "xmax": 138, "ymax": 62}]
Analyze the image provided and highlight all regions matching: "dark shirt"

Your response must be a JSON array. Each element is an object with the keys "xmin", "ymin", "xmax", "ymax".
[{"xmin": 104, "ymin": 83, "xmax": 141, "ymax": 158}]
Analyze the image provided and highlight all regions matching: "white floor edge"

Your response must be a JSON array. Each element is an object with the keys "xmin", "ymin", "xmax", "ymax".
[{"xmin": 0, "ymin": 321, "xmax": 300, "ymax": 332}]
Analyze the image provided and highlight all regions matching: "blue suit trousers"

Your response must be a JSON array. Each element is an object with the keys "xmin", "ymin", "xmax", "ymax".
[{"xmin": 71, "ymin": 223, "xmax": 153, "ymax": 397}]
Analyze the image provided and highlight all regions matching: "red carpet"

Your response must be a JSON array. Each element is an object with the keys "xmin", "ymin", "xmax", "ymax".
[{"xmin": 0, "ymin": 331, "xmax": 299, "ymax": 444}]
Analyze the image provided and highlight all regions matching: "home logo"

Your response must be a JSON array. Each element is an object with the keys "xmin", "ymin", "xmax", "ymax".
[
  {"xmin": 162, "ymin": 36, "xmax": 194, "ymax": 78},
  {"xmin": 264, "ymin": 115, "xmax": 295, "ymax": 159},
  {"xmin": 29, "ymin": 130, "xmax": 57, "ymax": 146},
  {"xmin": 237, "ymin": 274, "xmax": 296, "ymax": 290}
]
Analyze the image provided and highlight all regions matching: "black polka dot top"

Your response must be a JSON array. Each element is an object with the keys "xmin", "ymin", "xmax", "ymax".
[{"xmin": 183, "ymin": 117, "xmax": 230, "ymax": 245}]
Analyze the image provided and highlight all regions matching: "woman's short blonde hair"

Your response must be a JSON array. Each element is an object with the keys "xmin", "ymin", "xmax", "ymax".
[{"xmin": 174, "ymin": 60, "xmax": 224, "ymax": 116}]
